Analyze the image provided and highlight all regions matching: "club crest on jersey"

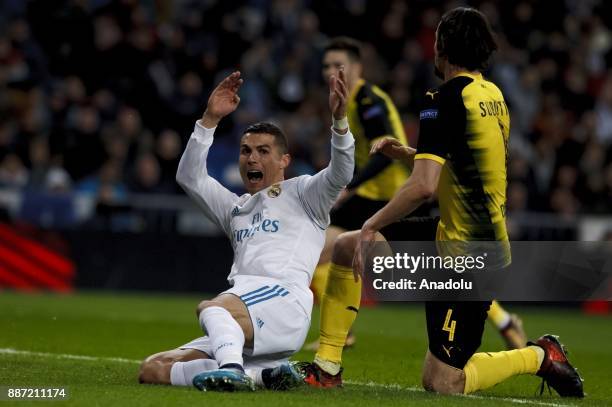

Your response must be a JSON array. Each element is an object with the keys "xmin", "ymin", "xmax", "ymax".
[{"xmin": 267, "ymin": 183, "xmax": 281, "ymax": 198}]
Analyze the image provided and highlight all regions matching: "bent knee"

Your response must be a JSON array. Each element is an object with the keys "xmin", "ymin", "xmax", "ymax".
[
  {"xmin": 331, "ymin": 231, "xmax": 360, "ymax": 265},
  {"xmin": 421, "ymin": 372, "xmax": 465, "ymax": 394},
  {"xmin": 196, "ymin": 299, "xmax": 220, "ymax": 315},
  {"xmin": 139, "ymin": 358, "xmax": 168, "ymax": 384}
]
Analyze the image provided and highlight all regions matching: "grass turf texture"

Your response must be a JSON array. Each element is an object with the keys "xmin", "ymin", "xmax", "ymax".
[{"xmin": 0, "ymin": 292, "xmax": 610, "ymax": 406}]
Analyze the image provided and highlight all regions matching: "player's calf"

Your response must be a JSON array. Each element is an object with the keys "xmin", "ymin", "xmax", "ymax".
[{"xmin": 139, "ymin": 349, "xmax": 213, "ymax": 385}]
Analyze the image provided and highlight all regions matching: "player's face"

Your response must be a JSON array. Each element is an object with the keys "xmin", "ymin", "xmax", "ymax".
[
  {"xmin": 239, "ymin": 133, "xmax": 290, "ymax": 194},
  {"xmin": 322, "ymin": 50, "xmax": 360, "ymax": 86}
]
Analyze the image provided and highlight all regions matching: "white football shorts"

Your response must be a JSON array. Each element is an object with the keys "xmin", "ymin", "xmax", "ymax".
[{"xmin": 180, "ymin": 278, "xmax": 310, "ymax": 369}]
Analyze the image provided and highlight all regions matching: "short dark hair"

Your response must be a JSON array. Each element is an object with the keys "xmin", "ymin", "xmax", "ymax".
[
  {"xmin": 436, "ymin": 7, "xmax": 497, "ymax": 71},
  {"xmin": 243, "ymin": 122, "xmax": 289, "ymax": 154},
  {"xmin": 324, "ymin": 37, "xmax": 362, "ymax": 62}
]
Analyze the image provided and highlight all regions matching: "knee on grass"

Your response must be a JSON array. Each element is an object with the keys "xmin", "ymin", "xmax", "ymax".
[
  {"xmin": 421, "ymin": 366, "xmax": 465, "ymax": 394},
  {"xmin": 139, "ymin": 354, "xmax": 174, "ymax": 384},
  {"xmin": 422, "ymin": 374, "xmax": 465, "ymax": 395}
]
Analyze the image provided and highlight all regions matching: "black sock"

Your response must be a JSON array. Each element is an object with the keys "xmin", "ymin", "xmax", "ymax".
[{"xmin": 219, "ymin": 363, "xmax": 245, "ymax": 373}]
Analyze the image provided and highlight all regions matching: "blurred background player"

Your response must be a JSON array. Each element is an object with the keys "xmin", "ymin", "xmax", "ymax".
[
  {"xmin": 351, "ymin": 7, "xmax": 583, "ymax": 397},
  {"xmin": 139, "ymin": 69, "xmax": 355, "ymax": 391}
]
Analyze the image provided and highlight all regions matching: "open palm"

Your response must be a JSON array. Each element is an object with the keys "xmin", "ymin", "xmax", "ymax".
[
  {"xmin": 206, "ymin": 71, "xmax": 243, "ymax": 120},
  {"xmin": 329, "ymin": 67, "xmax": 348, "ymax": 120}
]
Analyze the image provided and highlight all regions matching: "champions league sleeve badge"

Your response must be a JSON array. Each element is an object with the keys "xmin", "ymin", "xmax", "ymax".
[{"xmin": 267, "ymin": 183, "xmax": 282, "ymax": 198}]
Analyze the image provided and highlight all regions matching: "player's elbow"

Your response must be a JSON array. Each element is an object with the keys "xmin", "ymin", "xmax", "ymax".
[
  {"xmin": 340, "ymin": 171, "xmax": 353, "ymax": 188},
  {"xmin": 415, "ymin": 179, "xmax": 436, "ymax": 201},
  {"xmin": 340, "ymin": 162, "xmax": 356, "ymax": 187}
]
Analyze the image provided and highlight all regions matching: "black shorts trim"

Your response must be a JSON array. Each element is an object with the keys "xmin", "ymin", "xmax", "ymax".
[
  {"xmin": 380, "ymin": 216, "xmax": 439, "ymax": 241},
  {"xmin": 330, "ymin": 195, "xmax": 387, "ymax": 230}
]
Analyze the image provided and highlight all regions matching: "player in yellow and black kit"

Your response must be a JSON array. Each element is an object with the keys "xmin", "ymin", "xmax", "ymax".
[
  {"xmin": 302, "ymin": 36, "xmax": 527, "ymax": 388},
  {"xmin": 348, "ymin": 8, "xmax": 584, "ymax": 397}
]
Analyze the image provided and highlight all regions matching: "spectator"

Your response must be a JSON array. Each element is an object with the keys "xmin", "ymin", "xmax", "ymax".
[
  {"xmin": 129, "ymin": 153, "xmax": 163, "ymax": 194},
  {"xmin": 155, "ymin": 129, "xmax": 182, "ymax": 193},
  {"xmin": 0, "ymin": 0, "xmax": 608, "ymax": 221}
]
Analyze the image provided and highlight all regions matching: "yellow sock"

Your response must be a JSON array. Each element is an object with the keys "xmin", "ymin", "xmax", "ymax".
[
  {"xmin": 311, "ymin": 262, "xmax": 331, "ymax": 304},
  {"xmin": 316, "ymin": 263, "xmax": 361, "ymax": 370},
  {"xmin": 463, "ymin": 346, "xmax": 544, "ymax": 394},
  {"xmin": 487, "ymin": 300, "xmax": 511, "ymax": 329}
]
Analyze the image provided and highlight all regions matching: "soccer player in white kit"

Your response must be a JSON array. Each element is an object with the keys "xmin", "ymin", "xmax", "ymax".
[{"xmin": 138, "ymin": 70, "xmax": 354, "ymax": 391}]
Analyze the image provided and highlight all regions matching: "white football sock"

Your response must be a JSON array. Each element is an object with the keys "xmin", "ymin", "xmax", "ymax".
[
  {"xmin": 169, "ymin": 358, "xmax": 219, "ymax": 386},
  {"xmin": 199, "ymin": 306, "xmax": 245, "ymax": 368}
]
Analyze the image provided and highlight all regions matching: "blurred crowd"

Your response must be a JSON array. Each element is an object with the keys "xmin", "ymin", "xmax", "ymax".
[{"xmin": 0, "ymin": 0, "xmax": 611, "ymax": 218}]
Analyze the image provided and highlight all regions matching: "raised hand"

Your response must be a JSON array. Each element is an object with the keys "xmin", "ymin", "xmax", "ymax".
[
  {"xmin": 329, "ymin": 66, "xmax": 349, "ymax": 120},
  {"xmin": 202, "ymin": 71, "xmax": 244, "ymax": 128}
]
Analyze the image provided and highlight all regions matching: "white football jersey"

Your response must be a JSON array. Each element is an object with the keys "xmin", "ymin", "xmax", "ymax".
[{"xmin": 177, "ymin": 122, "xmax": 355, "ymax": 316}]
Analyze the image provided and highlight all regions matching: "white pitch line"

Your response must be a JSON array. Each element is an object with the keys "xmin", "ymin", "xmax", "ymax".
[
  {"xmin": 343, "ymin": 380, "xmax": 575, "ymax": 407},
  {"xmin": 0, "ymin": 348, "xmax": 575, "ymax": 407},
  {"xmin": 0, "ymin": 348, "xmax": 139, "ymax": 365}
]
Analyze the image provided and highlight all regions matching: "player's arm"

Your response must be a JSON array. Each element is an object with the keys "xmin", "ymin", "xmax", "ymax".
[
  {"xmin": 352, "ymin": 158, "xmax": 442, "ymax": 274},
  {"xmin": 370, "ymin": 137, "xmax": 417, "ymax": 170},
  {"xmin": 345, "ymin": 153, "xmax": 391, "ymax": 190},
  {"xmin": 353, "ymin": 90, "xmax": 449, "ymax": 273},
  {"xmin": 299, "ymin": 67, "xmax": 355, "ymax": 226},
  {"xmin": 176, "ymin": 72, "xmax": 243, "ymax": 236},
  {"xmin": 362, "ymin": 91, "xmax": 447, "ymax": 231},
  {"xmin": 361, "ymin": 158, "xmax": 441, "ymax": 232}
]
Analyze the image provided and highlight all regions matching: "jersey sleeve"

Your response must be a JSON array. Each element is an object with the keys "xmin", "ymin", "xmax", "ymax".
[
  {"xmin": 176, "ymin": 122, "xmax": 238, "ymax": 238},
  {"xmin": 414, "ymin": 89, "xmax": 456, "ymax": 165},
  {"xmin": 297, "ymin": 128, "xmax": 355, "ymax": 228}
]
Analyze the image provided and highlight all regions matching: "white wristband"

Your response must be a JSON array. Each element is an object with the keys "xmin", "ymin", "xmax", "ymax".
[{"xmin": 332, "ymin": 116, "xmax": 348, "ymax": 131}]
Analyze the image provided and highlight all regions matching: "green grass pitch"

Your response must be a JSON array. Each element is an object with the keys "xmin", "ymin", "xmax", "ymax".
[{"xmin": 0, "ymin": 291, "xmax": 610, "ymax": 406}]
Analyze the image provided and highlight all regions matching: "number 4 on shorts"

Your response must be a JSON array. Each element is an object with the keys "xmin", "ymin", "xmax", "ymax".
[{"xmin": 442, "ymin": 309, "xmax": 456, "ymax": 341}]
